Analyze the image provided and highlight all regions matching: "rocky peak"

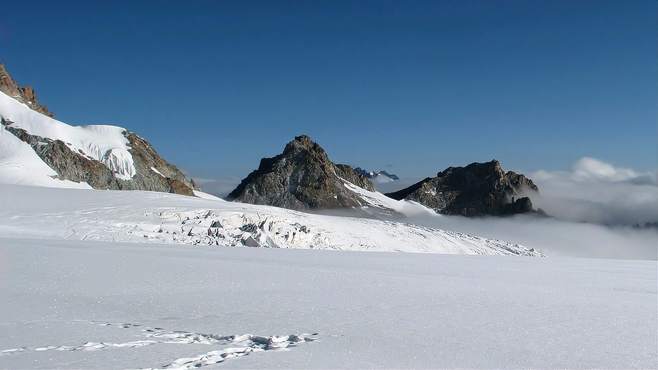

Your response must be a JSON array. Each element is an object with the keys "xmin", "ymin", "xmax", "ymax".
[
  {"xmin": 0, "ymin": 64, "xmax": 53, "ymax": 117},
  {"xmin": 227, "ymin": 135, "xmax": 375, "ymax": 210},
  {"xmin": 386, "ymin": 160, "xmax": 539, "ymax": 217},
  {"xmin": 0, "ymin": 64, "xmax": 20, "ymax": 96},
  {"xmin": 283, "ymin": 135, "xmax": 321, "ymax": 154}
]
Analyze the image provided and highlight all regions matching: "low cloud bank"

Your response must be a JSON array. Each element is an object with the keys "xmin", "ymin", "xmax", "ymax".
[
  {"xmin": 405, "ymin": 212, "xmax": 657, "ymax": 260},
  {"xmin": 528, "ymin": 157, "xmax": 658, "ymax": 226}
]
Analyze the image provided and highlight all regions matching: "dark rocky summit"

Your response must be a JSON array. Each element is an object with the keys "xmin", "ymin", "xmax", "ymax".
[
  {"xmin": 0, "ymin": 64, "xmax": 53, "ymax": 117},
  {"xmin": 386, "ymin": 160, "xmax": 539, "ymax": 216},
  {"xmin": 227, "ymin": 135, "xmax": 375, "ymax": 210}
]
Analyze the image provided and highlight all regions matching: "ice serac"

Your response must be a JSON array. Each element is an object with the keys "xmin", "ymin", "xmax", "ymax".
[
  {"xmin": 386, "ymin": 160, "xmax": 539, "ymax": 216},
  {"xmin": 227, "ymin": 135, "xmax": 375, "ymax": 210},
  {"xmin": 0, "ymin": 64, "xmax": 197, "ymax": 195}
]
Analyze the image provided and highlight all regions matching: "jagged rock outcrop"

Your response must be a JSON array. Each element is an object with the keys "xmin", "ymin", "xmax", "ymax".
[
  {"xmin": 386, "ymin": 160, "xmax": 539, "ymax": 216},
  {"xmin": 0, "ymin": 64, "xmax": 53, "ymax": 117},
  {"xmin": 227, "ymin": 135, "xmax": 375, "ymax": 210}
]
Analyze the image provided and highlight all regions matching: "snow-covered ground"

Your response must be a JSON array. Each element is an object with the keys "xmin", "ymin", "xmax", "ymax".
[
  {"xmin": 0, "ymin": 238, "xmax": 655, "ymax": 369},
  {"xmin": 0, "ymin": 185, "xmax": 655, "ymax": 368},
  {"xmin": 0, "ymin": 184, "xmax": 539, "ymax": 256}
]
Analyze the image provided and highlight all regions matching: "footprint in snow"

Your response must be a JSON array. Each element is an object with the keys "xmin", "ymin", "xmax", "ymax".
[{"xmin": 0, "ymin": 320, "xmax": 318, "ymax": 369}]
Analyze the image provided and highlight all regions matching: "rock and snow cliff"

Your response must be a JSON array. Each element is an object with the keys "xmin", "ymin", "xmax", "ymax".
[{"xmin": 0, "ymin": 64, "xmax": 197, "ymax": 195}]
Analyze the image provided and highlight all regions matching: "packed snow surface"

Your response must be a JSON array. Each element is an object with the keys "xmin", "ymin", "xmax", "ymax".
[
  {"xmin": 0, "ymin": 238, "xmax": 655, "ymax": 369},
  {"xmin": 0, "ymin": 184, "xmax": 540, "ymax": 256},
  {"xmin": 0, "ymin": 185, "xmax": 655, "ymax": 368},
  {"xmin": 0, "ymin": 90, "xmax": 136, "ymax": 184}
]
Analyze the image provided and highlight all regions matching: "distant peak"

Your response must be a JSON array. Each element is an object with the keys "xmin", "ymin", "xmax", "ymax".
[{"xmin": 354, "ymin": 167, "xmax": 400, "ymax": 181}]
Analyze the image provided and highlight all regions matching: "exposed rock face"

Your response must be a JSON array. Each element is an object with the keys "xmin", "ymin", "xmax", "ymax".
[
  {"xmin": 0, "ymin": 64, "xmax": 53, "ymax": 117},
  {"xmin": 227, "ymin": 135, "xmax": 375, "ymax": 210},
  {"xmin": 386, "ymin": 160, "xmax": 539, "ymax": 216},
  {"xmin": 1, "ymin": 118, "xmax": 197, "ymax": 195}
]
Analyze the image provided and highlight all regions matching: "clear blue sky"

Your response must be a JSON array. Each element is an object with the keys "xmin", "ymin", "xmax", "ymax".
[{"xmin": 1, "ymin": 0, "xmax": 655, "ymax": 181}]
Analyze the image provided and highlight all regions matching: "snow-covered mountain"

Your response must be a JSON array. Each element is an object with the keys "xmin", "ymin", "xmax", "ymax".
[
  {"xmin": 354, "ymin": 167, "xmax": 400, "ymax": 184},
  {"xmin": 0, "ymin": 64, "xmax": 197, "ymax": 194}
]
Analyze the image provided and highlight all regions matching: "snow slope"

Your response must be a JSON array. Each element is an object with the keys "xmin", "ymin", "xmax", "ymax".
[
  {"xmin": 0, "ymin": 184, "xmax": 540, "ymax": 256},
  {"xmin": 0, "ymin": 238, "xmax": 655, "ymax": 369},
  {"xmin": 0, "ymin": 125, "xmax": 91, "ymax": 189},
  {"xmin": 343, "ymin": 181, "xmax": 436, "ymax": 216},
  {"xmin": 0, "ymin": 90, "xmax": 136, "ymax": 185}
]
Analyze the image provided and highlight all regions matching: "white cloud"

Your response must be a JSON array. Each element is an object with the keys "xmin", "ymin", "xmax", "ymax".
[
  {"xmin": 526, "ymin": 157, "xmax": 658, "ymax": 226},
  {"xmin": 533, "ymin": 157, "xmax": 656, "ymax": 185}
]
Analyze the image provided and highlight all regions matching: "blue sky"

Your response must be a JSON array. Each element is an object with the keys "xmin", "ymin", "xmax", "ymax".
[{"xmin": 1, "ymin": 0, "xmax": 655, "ymax": 182}]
